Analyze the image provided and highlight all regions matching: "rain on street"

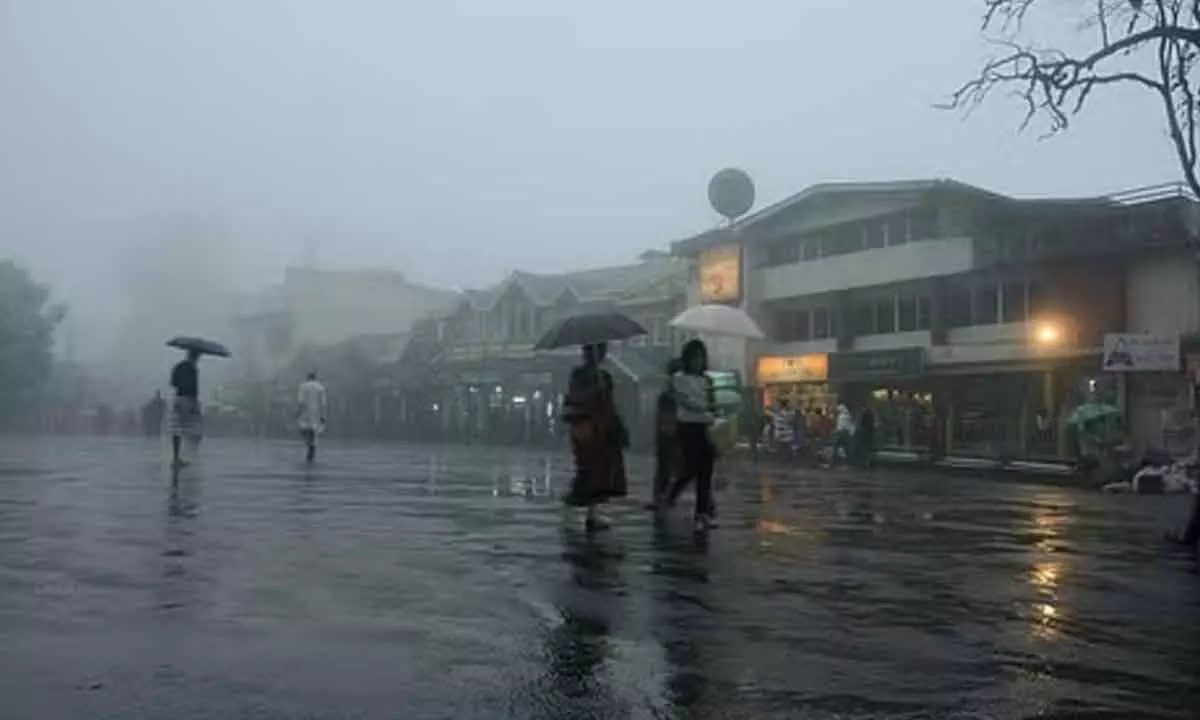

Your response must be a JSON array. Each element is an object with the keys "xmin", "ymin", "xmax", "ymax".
[{"xmin": 0, "ymin": 436, "xmax": 1196, "ymax": 719}]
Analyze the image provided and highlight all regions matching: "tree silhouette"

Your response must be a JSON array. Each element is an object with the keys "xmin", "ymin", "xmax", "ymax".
[
  {"xmin": 0, "ymin": 260, "xmax": 65, "ymax": 418},
  {"xmin": 947, "ymin": 0, "xmax": 1200, "ymax": 197}
]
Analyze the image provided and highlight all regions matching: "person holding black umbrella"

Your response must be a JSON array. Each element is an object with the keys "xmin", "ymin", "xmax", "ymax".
[
  {"xmin": 561, "ymin": 342, "xmax": 629, "ymax": 531},
  {"xmin": 167, "ymin": 349, "xmax": 202, "ymax": 467}
]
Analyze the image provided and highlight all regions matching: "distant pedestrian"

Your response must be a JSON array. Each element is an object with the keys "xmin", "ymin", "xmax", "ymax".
[
  {"xmin": 857, "ymin": 405, "xmax": 876, "ymax": 468},
  {"xmin": 834, "ymin": 402, "xmax": 855, "ymax": 464},
  {"xmin": 647, "ymin": 358, "xmax": 682, "ymax": 511},
  {"xmin": 663, "ymin": 339, "xmax": 718, "ymax": 531},
  {"xmin": 167, "ymin": 350, "xmax": 202, "ymax": 468},
  {"xmin": 143, "ymin": 390, "xmax": 166, "ymax": 436},
  {"xmin": 297, "ymin": 372, "xmax": 328, "ymax": 464}
]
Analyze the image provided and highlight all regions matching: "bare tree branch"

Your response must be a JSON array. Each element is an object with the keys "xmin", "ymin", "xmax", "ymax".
[{"xmin": 947, "ymin": 0, "xmax": 1200, "ymax": 198}]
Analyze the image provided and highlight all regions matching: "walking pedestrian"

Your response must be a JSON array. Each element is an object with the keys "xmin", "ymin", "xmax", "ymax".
[
  {"xmin": 167, "ymin": 350, "xmax": 202, "ymax": 468},
  {"xmin": 562, "ymin": 343, "xmax": 629, "ymax": 531},
  {"xmin": 297, "ymin": 371, "xmax": 328, "ymax": 464},
  {"xmin": 647, "ymin": 358, "xmax": 682, "ymax": 511},
  {"xmin": 857, "ymin": 405, "xmax": 876, "ymax": 468},
  {"xmin": 143, "ymin": 390, "xmax": 166, "ymax": 436},
  {"xmin": 663, "ymin": 339, "xmax": 718, "ymax": 531},
  {"xmin": 834, "ymin": 402, "xmax": 855, "ymax": 465}
]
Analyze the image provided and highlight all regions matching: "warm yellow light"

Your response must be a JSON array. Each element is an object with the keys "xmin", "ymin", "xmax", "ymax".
[{"xmin": 1035, "ymin": 322, "xmax": 1061, "ymax": 346}]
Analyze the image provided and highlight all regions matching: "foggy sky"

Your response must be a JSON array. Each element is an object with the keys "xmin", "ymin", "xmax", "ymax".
[{"xmin": 0, "ymin": 0, "xmax": 1181, "ymax": 361}]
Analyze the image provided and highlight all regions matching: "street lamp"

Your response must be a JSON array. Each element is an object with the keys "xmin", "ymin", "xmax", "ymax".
[{"xmin": 1035, "ymin": 321, "xmax": 1062, "ymax": 347}]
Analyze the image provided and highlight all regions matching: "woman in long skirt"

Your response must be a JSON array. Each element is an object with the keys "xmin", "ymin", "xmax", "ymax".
[{"xmin": 562, "ymin": 343, "xmax": 628, "ymax": 530}]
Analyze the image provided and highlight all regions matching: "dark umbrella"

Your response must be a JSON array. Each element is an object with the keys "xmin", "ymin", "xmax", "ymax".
[
  {"xmin": 534, "ymin": 311, "xmax": 646, "ymax": 350},
  {"xmin": 167, "ymin": 336, "xmax": 232, "ymax": 358}
]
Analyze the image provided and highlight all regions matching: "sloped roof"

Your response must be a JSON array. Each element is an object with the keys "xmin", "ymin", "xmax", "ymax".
[
  {"xmin": 454, "ymin": 256, "xmax": 685, "ymax": 312},
  {"xmin": 671, "ymin": 178, "xmax": 1008, "ymax": 255}
]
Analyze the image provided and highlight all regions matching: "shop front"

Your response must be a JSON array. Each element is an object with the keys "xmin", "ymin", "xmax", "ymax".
[
  {"xmin": 829, "ymin": 347, "xmax": 931, "ymax": 451},
  {"xmin": 435, "ymin": 356, "xmax": 573, "ymax": 445},
  {"xmin": 755, "ymin": 354, "xmax": 833, "ymax": 412}
]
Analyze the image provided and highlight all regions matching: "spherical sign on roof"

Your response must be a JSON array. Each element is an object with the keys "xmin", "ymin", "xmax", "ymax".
[{"xmin": 708, "ymin": 168, "xmax": 755, "ymax": 221}]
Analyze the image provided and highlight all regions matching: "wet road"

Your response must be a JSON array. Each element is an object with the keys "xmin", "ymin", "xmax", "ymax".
[{"xmin": 0, "ymin": 436, "xmax": 1196, "ymax": 719}]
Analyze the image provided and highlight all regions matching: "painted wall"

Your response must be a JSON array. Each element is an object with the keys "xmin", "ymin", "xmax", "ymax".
[{"xmin": 757, "ymin": 236, "xmax": 975, "ymax": 301}]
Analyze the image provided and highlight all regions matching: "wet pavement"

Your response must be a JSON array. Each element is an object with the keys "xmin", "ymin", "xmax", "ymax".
[{"xmin": 0, "ymin": 436, "xmax": 1197, "ymax": 719}]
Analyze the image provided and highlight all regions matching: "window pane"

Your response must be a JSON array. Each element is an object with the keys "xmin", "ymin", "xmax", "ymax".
[
  {"xmin": 897, "ymin": 295, "xmax": 917, "ymax": 332},
  {"xmin": 945, "ymin": 287, "xmax": 972, "ymax": 328},
  {"xmin": 795, "ymin": 310, "xmax": 810, "ymax": 341},
  {"xmin": 844, "ymin": 225, "xmax": 864, "ymax": 254},
  {"xmin": 818, "ymin": 232, "xmax": 838, "ymax": 257},
  {"xmin": 801, "ymin": 234, "xmax": 820, "ymax": 260},
  {"xmin": 1002, "ymin": 281, "xmax": 1027, "ymax": 323},
  {"xmin": 973, "ymin": 282, "xmax": 999, "ymax": 324},
  {"xmin": 875, "ymin": 297, "xmax": 896, "ymax": 334},
  {"xmin": 855, "ymin": 302, "xmax": 875, "ymax": 335},
  {"xmin": 886, "ymin": 214, "xmax": 908, "ymax": 245},
  {"xmin": 1027, "ymin": 279, "xmax": 1046, "ymax": 318},
  {"xmin": 865, "ymin": 221, "xmax": 885, "ymax": 249},
  {"xmin": 917, "ymin": 295, "xmax": 932, "ymax": 330},
  {"xmin": 908, "ymin": 207, "xmax": 938, "ymax": 240},
  {"xmin": 813, "ymin": 307, "xmax": 831, "ymax": 339}
]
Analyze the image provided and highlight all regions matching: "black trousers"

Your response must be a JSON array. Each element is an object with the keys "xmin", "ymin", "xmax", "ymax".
[
  {"xmin": 668, "ymin": 422, "xmax": 715, "ymax": 517},
  {"xmin": 653, "ymin": 433, "xmax": 675, "ymax": 501}
]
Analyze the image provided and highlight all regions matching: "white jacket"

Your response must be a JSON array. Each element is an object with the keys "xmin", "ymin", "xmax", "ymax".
[{"xmin": 671, "ymin": 372, "xmax": 713, "ymax": 425}]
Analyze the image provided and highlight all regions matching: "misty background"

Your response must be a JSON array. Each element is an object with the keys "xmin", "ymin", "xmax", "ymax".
[{"xmin": 0, "ymin": 0, "xmax": 1179, "ymax": 380}]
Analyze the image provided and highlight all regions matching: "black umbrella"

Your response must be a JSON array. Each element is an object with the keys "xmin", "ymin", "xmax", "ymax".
[
  {"xmin": 167, "ymin": 336, "xmax": 232, "ymax": 358},
  {"xmin": 534, "ymin": 311, "xmax": 646, "ymax": 350}
]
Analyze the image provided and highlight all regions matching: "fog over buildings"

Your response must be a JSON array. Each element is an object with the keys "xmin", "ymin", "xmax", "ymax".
[{"xmin": 0, "ymin": 0, "xmax": 1180, "ymax": 380}]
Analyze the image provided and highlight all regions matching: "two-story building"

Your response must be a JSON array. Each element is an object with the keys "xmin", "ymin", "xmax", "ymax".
[
  {"xmin": 673, "ymin": 179, "xmax": 1200, "ymax": 460},
  {"xmin": 417, "ymin": 254, "xmax": 689, "ymax": 446}
]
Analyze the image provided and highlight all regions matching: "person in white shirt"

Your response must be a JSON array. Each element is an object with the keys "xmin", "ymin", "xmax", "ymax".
[
  {"xmin": 662, "ymin": 339, "xmax": 719, "ymax": 531},
  {"xmin": 834, "ymin": 402, "xmax": 855, "ymax": 464},
  {"xmin": 297, "ymin": 372, "xmax": 327, "ymax": 464}
]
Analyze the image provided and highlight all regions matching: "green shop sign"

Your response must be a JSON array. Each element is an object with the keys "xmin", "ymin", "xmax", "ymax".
[{"xmin": 828, "ymin": 348, "xmax": 925, "ymax": 382}]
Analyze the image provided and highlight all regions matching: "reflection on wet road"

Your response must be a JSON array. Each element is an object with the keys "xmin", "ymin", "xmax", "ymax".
[{"xmin": 0, "ymin": 436, "xmax": 1196, "ymax": 719}]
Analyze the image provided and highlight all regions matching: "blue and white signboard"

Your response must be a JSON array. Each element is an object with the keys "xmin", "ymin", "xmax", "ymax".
[{"xmin": 1102, "ymin": 333, "xmax": 1180, "ymax": 372}]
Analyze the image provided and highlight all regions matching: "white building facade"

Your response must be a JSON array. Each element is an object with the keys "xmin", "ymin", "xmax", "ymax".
[{"xmin": 674, "ymin": 180, "xmax": 1200, "ymax": 459}]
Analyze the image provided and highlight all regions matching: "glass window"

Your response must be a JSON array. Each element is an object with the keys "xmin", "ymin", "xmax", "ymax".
[
  {"xmin": 875, "ymin": 297, "xmax": 896, "ymax": 334},
  {"xmin": 764, "ymin": 238, "xmax": 797, "ymax": 267},
  {"xmin": 775, "ymin": 310, "xmax": 811, "ymax": 342},
  {"xmin": 1001, "ymin": 281, "xmax": 1027, "ymax": 323},
  {"xmin": 1027, "ymin": 278, "xmax": 1046, "ymax": 319},
  {"xmin": 908, "ymin": 206, "xmax": 938, "ymax": 240},
  {"xmin": 801, "ymin": 234, "xmax": 820, "ymax": 261},
  {"xmin": 855, "ymin": 301, "xmax": 875, "ymax": 335},
  {"xmin": 897, "ymin": 294, "xmax": 917, "ymax": 332},
  {"xmin": 844, "ymin": 224, "xmax": 865, "ymax": 254},
  {"xmin": 813, "ymin": 306, "xmax": 831, "ymax": 339},
  {"xmin": 865, "ymin": 221, "xmax": 885, "ymax": 249},
  {"xmin": 917, "ymin": 295, "xmax": 932, "ymax": 330},
  {"xmin": 973, "ymin": 282, "xmax": 999, "ymax": 325},
  {"xmin": 886, "ymin": 213, "xmax": 908, "ymax": 245},
  {"xmin": 945, "ymin": 286, "xmax": 972, "ymax": 328}
]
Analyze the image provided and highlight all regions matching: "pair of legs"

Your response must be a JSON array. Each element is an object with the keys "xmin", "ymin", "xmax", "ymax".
[
  {"xmin": 649, "ymin": 432, "xmax": 675, "ymax": 508},
  {"xmin": 301, "ymin": 429, "xmax": 317, "ymax": 463},
  {"xmin": 665, "ymin": 422, "xmax": 715, "ymax": 524}
]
